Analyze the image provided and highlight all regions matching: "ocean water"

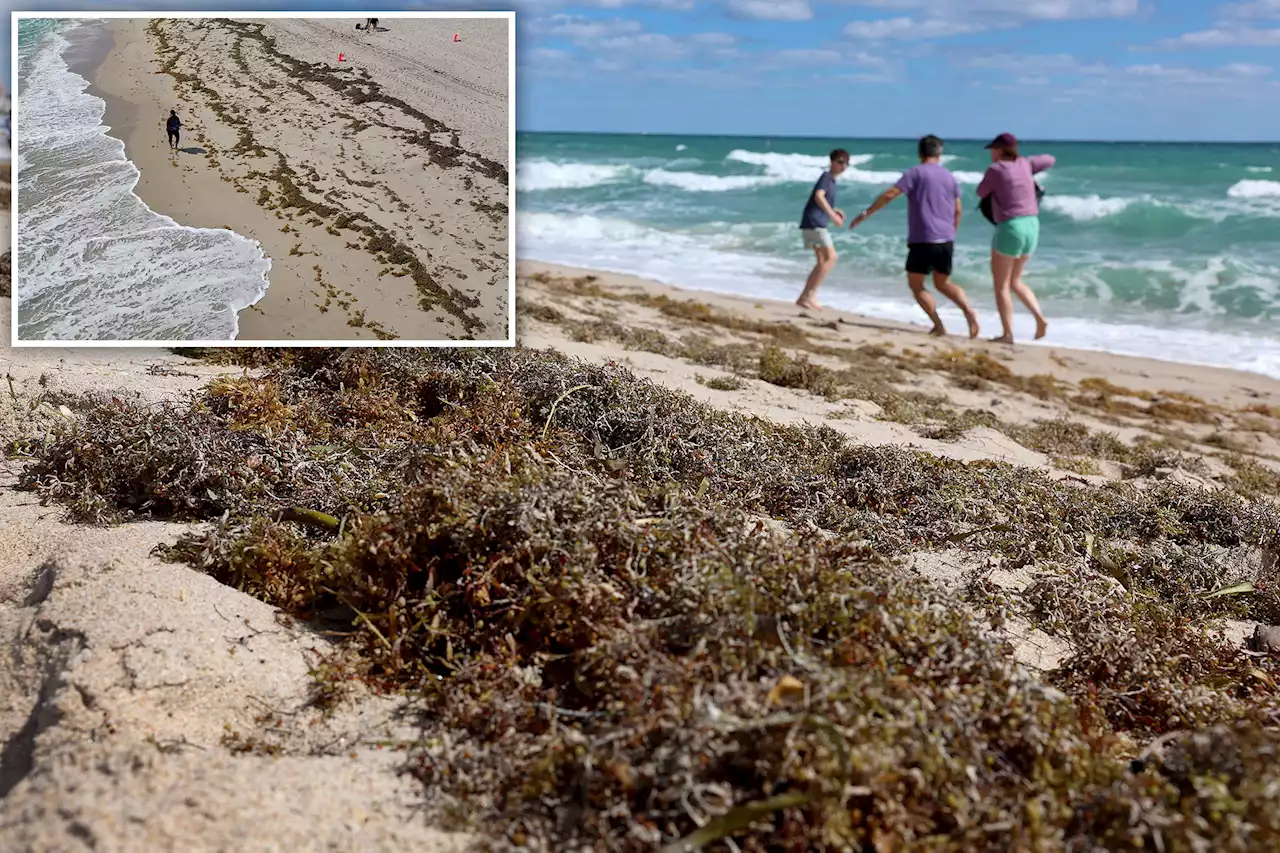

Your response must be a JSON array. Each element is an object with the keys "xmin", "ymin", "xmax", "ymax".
[
  {"xmin": 516, "ymin": 132, "xmax": 1280, "ymax": 379},
  {"xmin": 15, "ymin": 18, "xmax": 272, "ymax": 342}
]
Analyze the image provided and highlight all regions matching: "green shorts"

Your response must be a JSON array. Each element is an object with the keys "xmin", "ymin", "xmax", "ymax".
[{"xmin": 993, "ymin": 215, "xmax": 1040, "ymax": 257}]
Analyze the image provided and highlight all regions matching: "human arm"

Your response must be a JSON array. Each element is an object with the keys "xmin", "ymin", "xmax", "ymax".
[
  {"xmin": 954, "ymin": 196, "xmax": 963, "ymax": 230},
  {"xmin": 976, "ymin": 167, "xmax": 994, "ymax": 199},
  {"xmin": 812, "ymin": 188, "xmax": 843, "ymax": 226},
  {"xmin": 1028, "ymin": 154, "xmax": 1055, "ymax": 174},
  {"xmin": 849, "ymin": 185, "xmax": 903, "ymax": 229}
]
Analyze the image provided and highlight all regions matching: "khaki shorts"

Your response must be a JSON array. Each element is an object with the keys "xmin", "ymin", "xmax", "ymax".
[{"xmin": 801, "ymin": 228, "xmax": 834, "ymax": 250}]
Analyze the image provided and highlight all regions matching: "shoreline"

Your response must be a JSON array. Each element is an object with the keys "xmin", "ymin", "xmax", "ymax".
[
  {"xmin": 82, "ymin": 17, "xmax": 510, "ymax": 342},
  {"xmin": 518, "ymin": 245, "xmax": 1280, "ymax": 382},
  {"xmin": 519, "ymin": 258, "xmax": 1280, "ymax": 389},
  {"xmin": 78, "ymin": 26, "xmax": 272, "ymax": 342},
  {"xmin": 516, "ymin": 258, "xmax": 1280, "ymax": 487}
]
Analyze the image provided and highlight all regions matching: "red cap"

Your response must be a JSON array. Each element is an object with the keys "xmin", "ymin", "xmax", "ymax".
[{"xmin": 984, "ymin": 133, "xmax": 1018, "ymax": 149}]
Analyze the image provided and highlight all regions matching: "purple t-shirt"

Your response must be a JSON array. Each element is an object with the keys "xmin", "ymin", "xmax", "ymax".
[
  {"xmin": 894, "ymin": 163, "xmax": 960, "ymax": 244},
  {"xmin": 976, "ymin": 155, "xmax": 1056, "ymax": 224}
]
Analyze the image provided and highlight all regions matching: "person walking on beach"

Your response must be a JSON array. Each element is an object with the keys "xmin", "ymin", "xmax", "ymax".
[
  {"xmin": 976, "ymin": 133, "xmax": 1054, "ymax": 344},
  {"xmin": 847, "ymin": 135, "xmax": 981, "ymax": 338},
  {"xmin": 165, "ymin": 110, "xmax": 181, "ymax": 150},
  {"xmin": 796, "ymin": 149, "xmax": 850, "ymax": 310}
]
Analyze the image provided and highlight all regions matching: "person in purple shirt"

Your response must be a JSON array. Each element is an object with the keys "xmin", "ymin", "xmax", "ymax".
[
  {"xmin": 975, "ymin": 132, "xmax": 1055, "ymax": 344},
  {"xmin": 848, "ymin": 135, "xmax": 980, "ymax": 338}
]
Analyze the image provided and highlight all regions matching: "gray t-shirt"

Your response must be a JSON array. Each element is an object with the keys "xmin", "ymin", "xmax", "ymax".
[{"xmin": 895, "ymin": 163, "xmax": 959, "ymax": 243}]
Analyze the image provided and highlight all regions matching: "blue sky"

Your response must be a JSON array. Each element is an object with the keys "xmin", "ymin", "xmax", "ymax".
[{"xmin": 6, "ymin": 0, "xmax": 1280, "ymax": 141}]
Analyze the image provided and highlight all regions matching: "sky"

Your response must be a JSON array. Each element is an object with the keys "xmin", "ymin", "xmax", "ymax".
[{"xmin": 5, "ymin": 0, "xmax": 1280, "ymax": 141}]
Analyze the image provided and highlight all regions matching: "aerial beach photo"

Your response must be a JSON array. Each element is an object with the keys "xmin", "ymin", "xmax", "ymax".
[
  {"xmin": 5, "ymin": 1, "xmax": 1280, "ymax": 851},
  {"xmin": 10, "ymin": 12, "xmax": 513, "ymax": 345}
]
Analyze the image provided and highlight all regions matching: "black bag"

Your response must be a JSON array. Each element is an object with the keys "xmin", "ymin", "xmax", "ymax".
[{"xmin": 980, "ymin": 182, "xmax": 1044, "ymax": 225}]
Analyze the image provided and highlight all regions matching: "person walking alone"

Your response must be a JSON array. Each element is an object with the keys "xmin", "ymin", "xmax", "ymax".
[
  {"xmin": 165, "ymin": 109, "xmax": 181, "ymax": 151},
  {"xmin": 975, "ymin": 132, "xmax": 1054, "ymax": 344}
]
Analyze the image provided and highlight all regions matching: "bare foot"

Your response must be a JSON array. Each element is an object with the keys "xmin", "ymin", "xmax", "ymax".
[
  {"xmin": 796, "ymin": 297, "xmax": 821, "ymax": 310},
  {"xmin": 989, "ymin": 334, "xmax": 1014, "ymax": 345},
  {"xmin": 928, "ymin": 324, "xmax": 946, "ymax": 337},
  {"xmin": 1035, "ymin": 318, "xmax": 1048, "ymax": 340},
  {"xmin": 965, "ymin": 313, "xmax": 980, "ymax": 339}
]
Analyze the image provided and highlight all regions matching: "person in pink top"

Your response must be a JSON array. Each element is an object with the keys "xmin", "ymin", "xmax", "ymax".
[{"xmin": 975, "ymin": 133, "xmax": 1055, "ymax": 344}]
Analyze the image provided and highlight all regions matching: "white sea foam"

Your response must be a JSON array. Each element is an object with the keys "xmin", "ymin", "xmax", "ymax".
[
  {"xmin": 675, "ymin": 144, "xmax": 687, "ymax": 151},
  {"xmin": 1041, "ymin": 194, "xmax": 1135, "ymax": 221},
  {"xmin": 517, "ymin": 209, "xmax": 1280, "ymax": 379},
  {"xmin": 516, "ymin": 158, "xmax": 633, "ymax": 192},
  {"xmin": 642, "ymin": 169, "xmax": 775, "ymax": 192},
  {"xmin": 16, "ymin": 22, "xmax": 271, "ymax": 341},
  {"xmin": 1229, "ymin": 179, "xmax": 1280, "ymax": 198},
  {"xmin": 1246, "ymin": 166, "xmax": 1273, "ymax": 173}
]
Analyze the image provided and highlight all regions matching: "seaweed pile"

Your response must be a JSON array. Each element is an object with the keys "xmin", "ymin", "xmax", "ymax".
[{"xmin": 16, "ymin": 346, "xmax": 1280, "ymax": 850}]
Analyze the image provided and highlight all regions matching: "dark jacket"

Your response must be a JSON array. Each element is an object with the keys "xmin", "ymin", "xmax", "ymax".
[{"xmin": 166, "ymin": 115, "xmax": 181, "ymax": 133}]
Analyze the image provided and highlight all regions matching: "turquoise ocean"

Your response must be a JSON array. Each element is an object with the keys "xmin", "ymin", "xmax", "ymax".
[{"xmin": 516, "ymin": 132, "xmax": 1280, "ymax": 379}]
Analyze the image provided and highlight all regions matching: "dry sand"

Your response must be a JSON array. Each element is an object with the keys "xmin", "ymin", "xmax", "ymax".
[
  {"xmin": 1, "ymin": 207, "xmax": 469, "ymax": 847},
  {"xmin": 3, "ymin": 245, "xmax": 1278, "ymax": 845},
  {"xmin": 87, "ymin": 16, "xmax": 510, "ymax": 343}
]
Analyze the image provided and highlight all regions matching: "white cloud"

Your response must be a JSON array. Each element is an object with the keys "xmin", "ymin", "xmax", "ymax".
[
  {"xmin": 726, "ymin": 0, "xmax": 813, "ymax": 20},
  {"xmin": 1218, "ymin": 0, "xmax": 1280, "ymax": 18},
  {"xmin": 959, "ymin": 52, "xmax": 1109, "ymax": 75},
  {"xmin": 530, "ymin": 14, "xmax": 644, "ymax": 38},
  {"xmin": 689, "ymin": 32, "xmax": 738, "ymax": 45},
  {"xmin": 838, "ymin": 0, "xmax": 1139, "ymax": 20},
  {"xmin": 1153, "ymin": 26, "xmax": 1280, "ymax": 48},
  {"xmin": 1124, "ymin": 62, "xmax": 1273, "ymax": 84},
  {"xmin": 843, "ymin": 16, "xmax": 987, "ymax": 39}
]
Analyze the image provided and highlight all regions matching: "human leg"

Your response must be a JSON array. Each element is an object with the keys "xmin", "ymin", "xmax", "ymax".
[
  {"xmin": 904, "ymin": 245, "xmax": 945, "ymax": 334},
  {"xmin": 798, "ymin": 230, "xmax": 836, "ymax": 309},
  {"xmin": 907, "ymin": 272, "xmax": 946, "ymax": 335},
  {"xmin": 1009, "ymin": 258, "xmax": 1048, "ymax": 339},
  {"xmin": 989, "ymin": 248, "xmax": 1017, "ymax": 344},
  {"xmin": 932, "ymin": 272, "xmax": 980, "ymax": 338}
]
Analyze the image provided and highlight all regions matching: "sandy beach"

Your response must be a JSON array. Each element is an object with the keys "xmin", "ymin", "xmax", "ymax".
[
  {"xmin": 75, "ymin": 16, "xmax": 510, "ymax": 342},
  {"xmin": 517, "ymin": 261, "xmax": 1280, "ymax": 484},
  {"xmin": 3, "ymin": 256, "xmax": 1280, "ymax": 847}
]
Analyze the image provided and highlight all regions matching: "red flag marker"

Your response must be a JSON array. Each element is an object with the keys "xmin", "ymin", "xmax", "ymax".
[
  {"xmin": 453, "ymin": 33, "xmax": 460, "ymax": 42},
  {"xmin": 338, "ymin": 52, "xmax": 346, "ymax": 62}
]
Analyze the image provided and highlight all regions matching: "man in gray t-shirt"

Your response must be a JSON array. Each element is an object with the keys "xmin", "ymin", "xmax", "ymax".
[
  {"xmin": 849, "ymin": 135, "xmax": 980, "ymax": 338},
  {"xmin": 795, "ymin": 148, "xmax": 850, "ymax": 310}
]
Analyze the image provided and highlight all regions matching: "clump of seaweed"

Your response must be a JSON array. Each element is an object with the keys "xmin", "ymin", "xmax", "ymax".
[
  {"xmin": 0, "ymin": 250, "xmax": 11, "ymax": 298},
  {"xmin": 19, "ymin": 345, "xmax": 1280, "ymax": 851}
]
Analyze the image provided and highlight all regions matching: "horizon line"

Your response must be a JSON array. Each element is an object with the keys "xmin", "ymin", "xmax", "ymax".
[{"xmin": 516, "ymin": 129, "xmax": 1280, "ymax": 146}]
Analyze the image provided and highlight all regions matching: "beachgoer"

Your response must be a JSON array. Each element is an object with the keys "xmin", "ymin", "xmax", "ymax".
[
  {"xmin": 796, "ymin": 149, "xmax": 850, "ymax": 310},
  {"xmin": 166, "ymin": 110, "xmax": 181, "ymax": 150},
  {"xmin": 848, "ymin": 135, "xmax": 980, "ymax": 338},
  {"xmin": 975, "ymin": 132, "xmax": 1054, "ymax": 344}
]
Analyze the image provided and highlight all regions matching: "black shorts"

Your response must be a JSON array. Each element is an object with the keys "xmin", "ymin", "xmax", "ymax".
[
  {"xmin": 167, "ymin": 129, "xmax": 179, "ymax": 144},
  {"xmin": 905, "ymin": 241, "xmax": 954, "ymax": 276}
]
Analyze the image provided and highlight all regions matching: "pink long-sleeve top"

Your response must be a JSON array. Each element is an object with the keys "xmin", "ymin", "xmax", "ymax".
[{"xmin": 976, "ymin": 155, "xmax": 1056, "ymax": 223}]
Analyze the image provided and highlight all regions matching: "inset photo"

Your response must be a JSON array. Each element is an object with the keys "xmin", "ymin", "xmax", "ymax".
[{"xmin": 10, "ymin": 12, "xmax": 513, "ymax": 346}]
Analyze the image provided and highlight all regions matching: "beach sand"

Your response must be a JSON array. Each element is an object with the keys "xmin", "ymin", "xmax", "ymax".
[
  {"xmin": 86, "ymin": 17, "xmax": 510, "ymax": 343},
  {"xmin": 3, "ymin": 252, "xmax": 1279, "ymax": 844},
  {"xmin": 516, "ymin": 260, "xmax": 1280, "ymax": 484}
]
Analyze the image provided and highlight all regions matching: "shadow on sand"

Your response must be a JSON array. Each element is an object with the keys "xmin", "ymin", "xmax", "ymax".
[{"xmin": 179, "ymin": 147, "xmax": 207, "ymax": 155}]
